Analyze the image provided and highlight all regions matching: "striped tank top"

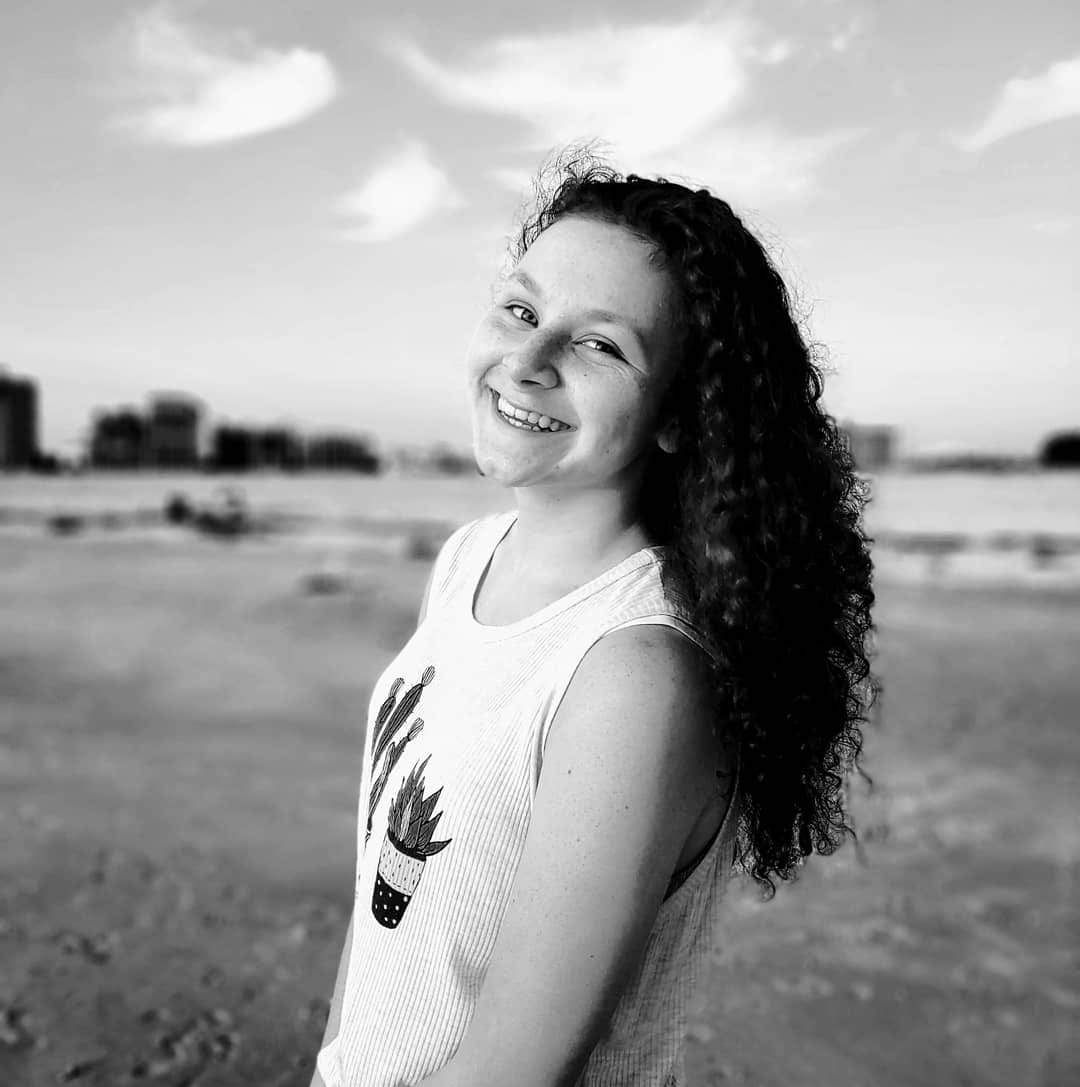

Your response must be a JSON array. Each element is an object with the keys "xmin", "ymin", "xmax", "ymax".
[{"xmin": 317, "ymin": 509, "xmax": 740, "ymax": 1087}]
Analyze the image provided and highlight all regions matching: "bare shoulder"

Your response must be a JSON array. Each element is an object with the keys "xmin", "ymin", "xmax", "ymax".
[
  {"xmin": 600, "ymin": 620, "xmax": 717, "ymax": 685},
  {"xmin": 569, "ymin": 622, "xmax": 720, "ymax": 738},
  {"xmin": 550, "ymin": 622, "xmax": 728, "ymax": 817},
  {"xmin": 571, "ymin": 621, "xmax": 716, "ymax": 698}
]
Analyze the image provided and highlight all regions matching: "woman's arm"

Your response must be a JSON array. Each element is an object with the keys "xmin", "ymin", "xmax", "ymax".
[{"xmin": 416, "ymin": 624, "xmax": 725, "ymax": 1087}]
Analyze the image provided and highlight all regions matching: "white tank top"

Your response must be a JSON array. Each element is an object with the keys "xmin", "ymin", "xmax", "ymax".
[{"xmin": 318, "ymin": 510, "xmax": 740, "ymax": 1087}]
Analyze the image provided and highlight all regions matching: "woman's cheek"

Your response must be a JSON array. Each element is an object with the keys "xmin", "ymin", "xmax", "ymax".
[{"xmin": 481, "ymin": 317, "xmax": 516, "ymax": 354}]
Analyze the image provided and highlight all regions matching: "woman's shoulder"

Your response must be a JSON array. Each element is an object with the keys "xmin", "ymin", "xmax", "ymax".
[
  {"xmin": 604, "ymin": 557, "xmax": 723, "ymax": 673},
  {"xmin": 579, "ymin": 623, "xmax": 719, "ymax": 748},
  {"xmin": 594, "ymin": 620, "xmax": 716, "ymax": 700},
  {"xmin": 588, "ymin": 617, "xmax": 732, "ymax": 776},
  {"xmin": 553, "ymin": 620, "xmax": 729, "ymax": 828}
]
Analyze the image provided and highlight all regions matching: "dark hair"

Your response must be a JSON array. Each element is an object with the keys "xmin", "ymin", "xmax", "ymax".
[{"xmin": 514, "ymin": 148, "xmax": 880, "ymax": 895}]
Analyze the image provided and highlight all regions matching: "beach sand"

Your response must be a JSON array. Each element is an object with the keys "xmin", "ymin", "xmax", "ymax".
[{"xmin": 1, "ymin": 532, "xmax": 1077, "ymax": 1086}]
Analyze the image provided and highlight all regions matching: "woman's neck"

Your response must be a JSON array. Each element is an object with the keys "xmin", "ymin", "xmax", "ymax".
[{"xmin": 501, "ymin": 485, "xmax": 655, "ymax": 585}]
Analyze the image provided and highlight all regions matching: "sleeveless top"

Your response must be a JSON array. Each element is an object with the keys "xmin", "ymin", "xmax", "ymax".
[{"xmin": 317, "ymin": 510, "xmax": 741, "ymax": 1087}]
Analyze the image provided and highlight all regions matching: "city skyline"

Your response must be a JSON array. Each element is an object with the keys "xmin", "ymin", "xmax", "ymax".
[
  {"xmin": 4, "ymin": 367, "xmax": 916, "ymax": 476},
  {"xmin": 3, "ymin": 1, "xmax": 1078, "ymax": 459},
  {"xmin": 0, "ymin": 368, "xmax": 908, "ymax": 472}
]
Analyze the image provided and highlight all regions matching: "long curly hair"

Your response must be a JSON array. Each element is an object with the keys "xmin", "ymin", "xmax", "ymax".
[{"xmin": 513, "ymin": 150, "xmax": 880, "ymax": 895}]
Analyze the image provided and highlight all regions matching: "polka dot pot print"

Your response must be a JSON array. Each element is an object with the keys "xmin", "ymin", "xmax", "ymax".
[{"xmin": 371, "ymin": 752, "xmax": 452, "ymax": 929}]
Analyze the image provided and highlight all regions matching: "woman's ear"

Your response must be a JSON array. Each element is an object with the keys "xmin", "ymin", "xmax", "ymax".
[{"xmin": 656, "ymin": 414, "xmax": 680, "ymax": 455}]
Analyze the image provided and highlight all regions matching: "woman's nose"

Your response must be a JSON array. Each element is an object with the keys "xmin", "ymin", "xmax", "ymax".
[{"xmin": 502, "ymin": 332, "xmax": 559, "ymax": 387}]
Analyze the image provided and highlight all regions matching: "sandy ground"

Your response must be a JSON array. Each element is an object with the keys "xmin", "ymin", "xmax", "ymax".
[{"xmin": 1, "ymin": 531, "xmax": 1078, "ymax": 1087}]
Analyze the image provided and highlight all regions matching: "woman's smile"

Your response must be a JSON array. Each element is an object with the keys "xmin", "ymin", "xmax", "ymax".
[{"xmin": 488, "ymin": 387, "xmax": 574, "ymax": 434}]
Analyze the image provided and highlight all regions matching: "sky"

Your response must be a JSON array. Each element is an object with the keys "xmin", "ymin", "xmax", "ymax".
[{"xmin": 1, "ymin": 0, "xmax": 1078, "ymax": 459}]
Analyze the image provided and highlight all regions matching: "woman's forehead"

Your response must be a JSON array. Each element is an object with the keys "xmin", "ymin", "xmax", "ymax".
[{"xmin": 508, "ymin": 217, "xmax": 679, "ymax": 320}]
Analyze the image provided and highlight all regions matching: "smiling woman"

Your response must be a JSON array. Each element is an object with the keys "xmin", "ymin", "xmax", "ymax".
[{"xmin": 312, "ymin": 147, "xmax": 878, "ymax": 1087}]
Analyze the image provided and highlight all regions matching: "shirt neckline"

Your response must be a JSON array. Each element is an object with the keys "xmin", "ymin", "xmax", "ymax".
[{"xmin": 466, "ymin": 510, "xmax": 667, "ymax": 639}]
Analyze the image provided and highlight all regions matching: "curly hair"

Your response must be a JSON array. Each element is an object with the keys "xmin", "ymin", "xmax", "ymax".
[{"xmin": 513, "ymin": 148, "xmax": 881, "ymax": 895}]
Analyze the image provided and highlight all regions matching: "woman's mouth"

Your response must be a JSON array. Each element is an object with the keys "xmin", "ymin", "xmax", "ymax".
[{"xmin": 489, "ymin": 388, "xmax": 572, "ymax": 434}]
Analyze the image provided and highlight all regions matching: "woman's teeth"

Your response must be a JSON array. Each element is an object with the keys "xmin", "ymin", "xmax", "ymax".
[{"xmin": 495, "ymin": 393, "xmax": 570, "ymax": 432}]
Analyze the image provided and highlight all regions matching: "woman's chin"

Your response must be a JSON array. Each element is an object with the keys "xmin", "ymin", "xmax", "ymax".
[
  {"xmin": 474, "ymin": 457, "xmax": 526, "ymax": 487},
  {"xmin": 472, "ymin": 445, "xmax": 544, "ymax": 488}
]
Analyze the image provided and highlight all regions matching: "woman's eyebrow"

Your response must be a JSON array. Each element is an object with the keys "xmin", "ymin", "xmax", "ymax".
[{"xmin": 506, "ymin": 269, "xmax": 543, "ymax": 295}]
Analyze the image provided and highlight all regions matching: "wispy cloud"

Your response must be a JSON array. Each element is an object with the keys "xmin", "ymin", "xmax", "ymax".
[
  {"xmin": 384, "ymin": 13, "xmax": 855, "ymax": 204},
  {"xmin": 657, "ymin": 125, "xmax": 860, "ymax": 203},
  {"xmin": 958, "ymin": 53, "xmax": 1080, "ymax": 152},
  {"xmin": 110, "ymin": 3, "xmax": 338, "ymax": 147},
  {"xmin": 385, "ymin": 16, "xmax": 765, "ymax": 159},
  {"xmin": 334, "ymin": 141, "xmax": 461, "ymax": 243}
]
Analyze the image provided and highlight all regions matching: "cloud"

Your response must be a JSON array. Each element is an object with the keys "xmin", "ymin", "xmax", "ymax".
[
  {"xmin": 334, "ymin": 141, "xmax": 461, "ymax": 242},
  {"xmin": 111, "ymin": 3, "xmax": 338, "ymax": 146},
  {"xmin": 383, "ymin": 13, "xmax": 853, "ymax": 203},
  {"xmin": 488, "ymin": 126, "xmax": 859, "ymax": 207},
  {"xmin": 385, "ymin": 16, "xmax": 761, "ymax": 159},
  {"xmin": 958, "ymin": 54, "xmax": 1080, "ymax": 152},
  {"xmin": 646, "ymin": 125, "xmax": 861, "ymax": 204}
]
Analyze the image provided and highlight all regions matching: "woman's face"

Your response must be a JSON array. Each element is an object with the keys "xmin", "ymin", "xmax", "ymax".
[{"xmin": 467, "ymin": 215, "xmax": 684, "ymax": 492}]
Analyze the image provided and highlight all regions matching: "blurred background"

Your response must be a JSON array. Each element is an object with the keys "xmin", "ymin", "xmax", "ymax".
[{"xmin": 1, "ymin": 1, "xmax": 1077, "ymax": 1085}]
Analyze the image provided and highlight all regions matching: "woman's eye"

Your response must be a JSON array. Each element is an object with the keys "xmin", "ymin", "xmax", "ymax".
[
  {"xmin": 580, "ymin": 338, "xmax": 622, "ymax": 358},
  {"xmin": 505, "ymin": 303, "xmax": 536, "ymax": 326}
]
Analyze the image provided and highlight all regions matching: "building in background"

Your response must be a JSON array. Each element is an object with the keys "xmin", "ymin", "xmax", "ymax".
[
  {"xmin": 208, "ymin": 424, "xmax": 305, "ymax": 470},
  {"xmin": 0, "ymin": 368, "xmax": 39, "ymax": 469},
  {"xmin": 89, "ymin": 408, "xmax": 147, "ymax": 468},
  {"xmin": 306, "ymin": 432, "xmax": 380, "ymax": 472},
  {"xmin": 87, "ymin": 392, "xmax": 201, "ymax": 468},
  {"xmin": 209, "ymin": 425, "xmax": 258, "ymax": 471},
  {"xmin": 841, "ymin": 421, "xmax": 897, "ymax": 471},
  {"xmin": 145, "ymin": 394, "xmax": 202, "ymax": 469},
  {"xmin": 256, "ymin": 427, "xmax": 304, "ymax": 470},
  {"xmin": 81, "ymin": 391, "xmax": 388, "ymax": 473}
]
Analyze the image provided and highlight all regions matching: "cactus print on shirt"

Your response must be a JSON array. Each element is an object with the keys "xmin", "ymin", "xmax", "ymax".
[{"xmin": 365, "ymin": 667, "xmax": 452, "ymax": 929}]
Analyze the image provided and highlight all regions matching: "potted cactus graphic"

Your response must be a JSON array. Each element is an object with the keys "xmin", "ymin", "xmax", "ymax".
[
  {"xmin": 366, "ymin": 665, "xmax": 435, "ymax": 847},
  {"xmin": 372, "ymin": 754, "xmax": 452, "ymax": 929}
]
